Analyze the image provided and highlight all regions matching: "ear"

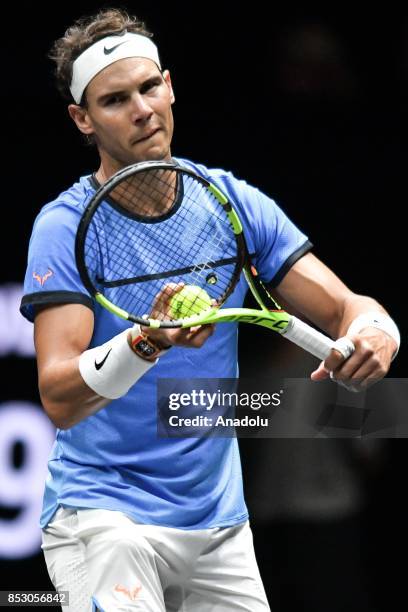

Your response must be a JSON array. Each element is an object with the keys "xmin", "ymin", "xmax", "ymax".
[
  {"xmin": 68, "ymin": 104, "xmax": 95, "ymax": 136},
  {"xmin": 162, "ymin": 70, "xmax": 175, "ymax": 104}
]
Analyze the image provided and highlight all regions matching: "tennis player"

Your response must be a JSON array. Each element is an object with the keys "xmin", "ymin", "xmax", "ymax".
[{"xmin": 20, "ymin": 8, "xmax": 399, "ymax": 611}]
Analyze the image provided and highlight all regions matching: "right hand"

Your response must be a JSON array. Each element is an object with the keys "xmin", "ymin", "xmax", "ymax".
[{"xmin": 129, "ymin": 283, "xmax": 216, "ymax": 350}]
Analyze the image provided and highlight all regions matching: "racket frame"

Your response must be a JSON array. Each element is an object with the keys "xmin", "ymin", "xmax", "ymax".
[
  {"xmin": 75, "ymin": 160, "xmax": 338, "ymax": 360},
  {"xmin": 75, "ymin": 161, "xmax": 246, "ymax": 327}
]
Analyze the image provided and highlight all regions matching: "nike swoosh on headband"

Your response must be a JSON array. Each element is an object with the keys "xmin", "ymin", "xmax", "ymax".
[
  {"xmin": 94, "ymin": 348, "xmax": 112, "ymax": 370},
  {"xmin": 104, "ymin": 41, "xmax": 128, "ymax": 55}
]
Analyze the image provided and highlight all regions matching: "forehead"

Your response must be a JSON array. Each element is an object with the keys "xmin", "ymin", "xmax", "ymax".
[{"xmin": 86, "ymin": 57, "xmax": 162, "ymax": 97}]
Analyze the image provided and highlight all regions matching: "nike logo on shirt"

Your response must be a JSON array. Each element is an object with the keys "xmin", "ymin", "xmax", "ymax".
[{"xmin": 95, "ymin": 348, "xmax": 112, "ymax": 370}]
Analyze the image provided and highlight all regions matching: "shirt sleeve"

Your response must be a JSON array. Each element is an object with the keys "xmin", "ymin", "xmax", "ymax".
[
  {"xmin": 213, "ymin": 172, "xmax": 313, "ymax": 286},
  {"xmin": 20, "ymin": 202, "xmax": 94, "ymax": 322}
]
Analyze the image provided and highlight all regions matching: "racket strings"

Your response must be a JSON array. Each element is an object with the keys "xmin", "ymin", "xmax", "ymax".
[
  {"xmin": 110, "ymin": 168, "xmax": 178, "ymax": 218},
  {"xmin": 84, "ymin": 168, "xmax": 241, "ymax": 322}
]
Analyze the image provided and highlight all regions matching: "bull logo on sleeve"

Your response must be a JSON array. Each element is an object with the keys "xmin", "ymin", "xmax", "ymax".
[{"xmin": 33, "ymin": 269, "xmax": 53, "ymax": 287}]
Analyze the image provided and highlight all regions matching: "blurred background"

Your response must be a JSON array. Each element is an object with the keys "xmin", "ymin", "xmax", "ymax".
[{"xmin": 1, "ymin": 2, "xmax": 407, "ymax": 610}]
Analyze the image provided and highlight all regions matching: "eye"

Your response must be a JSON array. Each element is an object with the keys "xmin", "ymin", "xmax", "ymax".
[
  {"xmin": 140, "ymin": 78, "xmax": 162, "ymax": 95},
  {"xmin": 104, "ymin": 94, "xmax": 126, "ymax": 106}
]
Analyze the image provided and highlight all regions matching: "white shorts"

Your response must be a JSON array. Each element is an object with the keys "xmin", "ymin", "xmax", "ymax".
[{"xmin": 42, "ymin": 506, "xmax": 270, "ymax": 611}]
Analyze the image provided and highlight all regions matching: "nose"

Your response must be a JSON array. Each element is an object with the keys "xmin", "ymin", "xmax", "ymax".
[{"xmin": 130, "ymin": 93, "xmax": 153, "ymax": 123}]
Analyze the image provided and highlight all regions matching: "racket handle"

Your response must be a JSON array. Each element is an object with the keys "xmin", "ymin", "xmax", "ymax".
[{"xmin": 281, "ymin": 316, "xmax": 336, "ymax": 361}]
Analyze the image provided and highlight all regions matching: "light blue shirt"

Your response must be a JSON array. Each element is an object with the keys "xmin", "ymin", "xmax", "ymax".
[{"xmin": 21, "ymin": 158, "xmax": 311, "ymax": 529}]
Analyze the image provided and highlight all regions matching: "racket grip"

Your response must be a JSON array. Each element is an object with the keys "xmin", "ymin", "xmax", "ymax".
[{"xmin": 281, "ymin": 316, "xmax": 336, "ymax": 361}]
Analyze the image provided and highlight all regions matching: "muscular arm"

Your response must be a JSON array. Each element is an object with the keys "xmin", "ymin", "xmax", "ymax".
[
  {"xmin": 34, "ymin": 304, "xmax": 109, "ymax": 430},
  {"xmin": 273, "ymin": 252, "xmax": 386, "ymax": 337},
  {"xmin": 273, "ymin": 252, "xmax": 397, "ymax": 385},
  {"xmin": 35, "ymin": 301, "xmax": 215, "ymax": 430}
]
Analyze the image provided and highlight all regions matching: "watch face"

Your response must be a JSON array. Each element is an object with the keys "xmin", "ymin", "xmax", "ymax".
[{"xmin": 136, "ymin": 339, "xmax": 156, "ymax": 357}]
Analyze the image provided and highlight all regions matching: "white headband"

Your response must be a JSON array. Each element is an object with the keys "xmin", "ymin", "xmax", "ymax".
[{"xmin": 70, "ymin": 32, "xmax": 161, "ymax": 104}]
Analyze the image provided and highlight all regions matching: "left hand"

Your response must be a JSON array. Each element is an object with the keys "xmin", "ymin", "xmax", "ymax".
[
  {"xmin": 311, "ymin": 328, "xmax": 397, "ymax": 391},
  {"xmin": 139, "ymin": 283, "xmax": 216, "ymax": 350}
]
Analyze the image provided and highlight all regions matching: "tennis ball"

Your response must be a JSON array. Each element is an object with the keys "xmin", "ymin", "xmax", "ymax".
[{"xmin": 169, "ymin": 285, "xmax": 212, "ymax": 319}]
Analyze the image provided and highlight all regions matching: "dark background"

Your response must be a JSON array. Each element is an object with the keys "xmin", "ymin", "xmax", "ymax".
[{"xmin": 1, "ymin": 3, "xmax": 407, "ymax": 611}]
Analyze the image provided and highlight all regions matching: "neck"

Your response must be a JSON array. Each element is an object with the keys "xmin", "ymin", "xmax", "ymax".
[
  {"xmin": 95, "ymin": 151, "xmax": 173, "ymax": 185},
  {"xmin": 94, "ymin": 165, "xmax": 116, "ymax": 185},
  {"xmin": 95, "ymin": 162, "xmax": 178, "ymax": 218}
]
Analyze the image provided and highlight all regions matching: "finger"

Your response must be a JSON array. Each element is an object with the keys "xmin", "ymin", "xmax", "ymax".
[
  {"xmin": 329, "ymin": 372, "xmax": 362, "ymax": 393},
  {"xmin": 153, "ymin": 282, "xmax": 185, "ymax": 305},
  {"xmin": 334, "ymin": 358, "xmax": 386, "ymax": 388},
  {"xmin": 331, "ymin": 354, "xmax": 365, "ymax": 381},
  {"xmin": 323, "ymin": 351, "xmax": 346, "ymax": 373},
  {"xmin": 157, "ymin": 323, "xmax": 214, "ymax": 348},
  {"xmin": 183, "ymin": 324, "xmax": 215, "ymax": 347},
  {"xmin": 189, "ymin": 325, "xmax": 203, "ymax": 333},
  {"xmin": 324, "ymin": 337, "xmax": 355, "ymax": 371},
  {"xmin": 150, "ymin": 282, "xmax": 185, "ymax": 319},
  {"xmin": 310, "ymin": 361, "xmax": 330, "ymax": 381},
  {"xmin": 331, "ymin": 336, "xmax": 381, "ymax": 382},
  {"xmin": 333, "ymin": 337, "xmax": 355, "ymax": 360},
  {"xmin": 330, "ymin": 370, "xmax": 378, "ymax": 392}
]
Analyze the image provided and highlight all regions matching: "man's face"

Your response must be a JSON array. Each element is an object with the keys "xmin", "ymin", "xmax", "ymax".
[{"xmin": 77, "ymin": 58, "xmax": 175, "ymax": 171}]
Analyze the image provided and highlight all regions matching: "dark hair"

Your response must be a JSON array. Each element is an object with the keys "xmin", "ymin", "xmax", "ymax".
[{"xmin": 48, "ymin": 8, "xmax": 154, "ymax": 104}]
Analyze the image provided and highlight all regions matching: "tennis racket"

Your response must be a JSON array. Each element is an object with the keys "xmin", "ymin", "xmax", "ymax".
[{"xmin": 75, "ymin": 161, "xmax": 354, "ymax": 361}]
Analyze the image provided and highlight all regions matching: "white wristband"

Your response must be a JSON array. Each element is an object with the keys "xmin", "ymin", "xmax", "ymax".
[
  {"xmin": 347, "ymin": 311, "xmax": 400, "ymax": 360},
  {"xmin": 78, "ymin": 325, "xmax": 157, "ymax": 400}
]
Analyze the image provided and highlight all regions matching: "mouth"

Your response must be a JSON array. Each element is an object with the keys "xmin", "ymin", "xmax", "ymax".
[{"xmin": 134, "ymin": 128, "xmax": 160, "ymax": 144}]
